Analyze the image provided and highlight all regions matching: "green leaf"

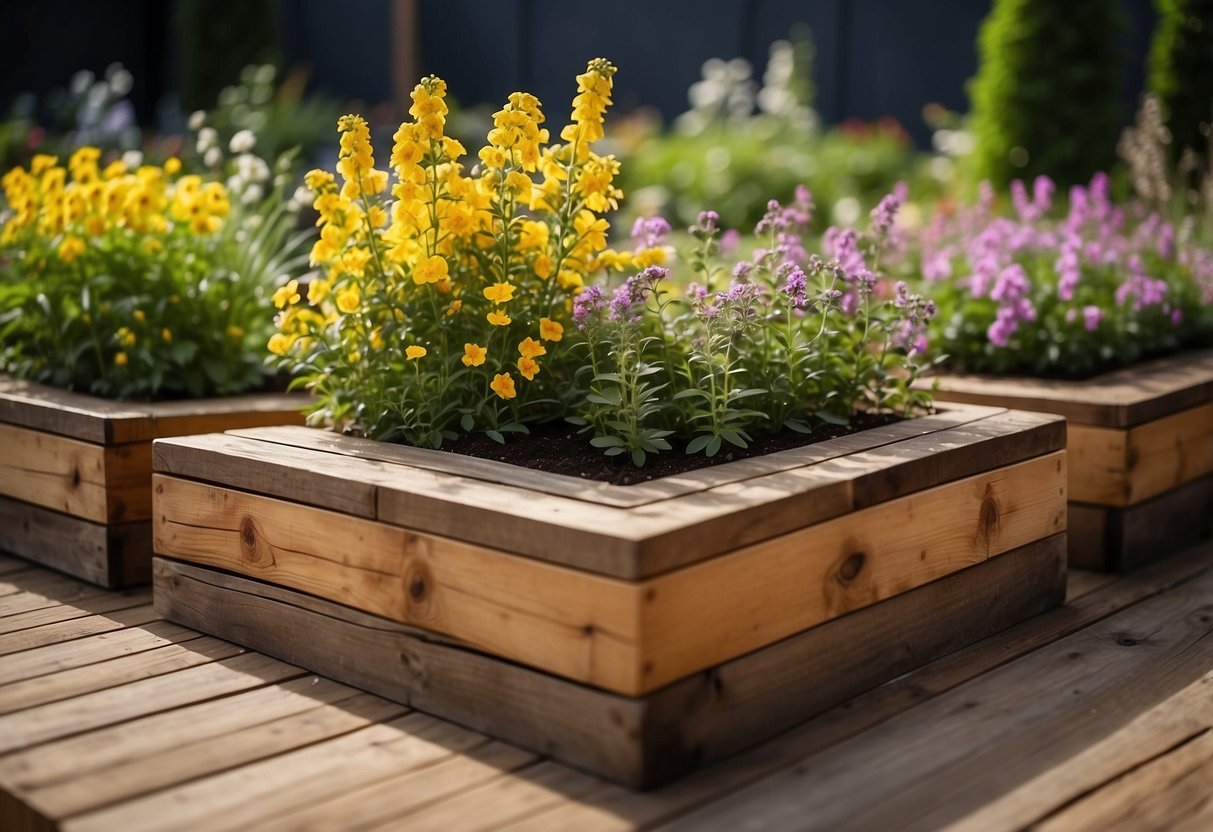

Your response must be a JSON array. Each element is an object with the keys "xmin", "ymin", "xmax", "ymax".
[
  {"xmin": 485, "ymin": 430, "xmax": 505, "ymax": 444},
  {"xmin": 590, "ymin": 435, "xmax": 624, "ymax": 448},
  {"xmin": 460, "ymin": 413, "xmax": 475, "ymax": 432}
]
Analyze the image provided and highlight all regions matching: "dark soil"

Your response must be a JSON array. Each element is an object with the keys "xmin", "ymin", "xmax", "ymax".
[{"xmin": 440, "ymin": 412, "xmax": 903, "ymax": 486}]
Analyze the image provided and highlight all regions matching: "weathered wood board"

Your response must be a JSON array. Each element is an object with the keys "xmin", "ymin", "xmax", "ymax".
[
  {"xmin": 0, "ymin": 375, "xmax": 305, "ymax": 587},
  {"xmin": 931, "ymin": 349, "xmax": 1213, "ymax": 570},
  {"xmin": 153, "ymin": 532, "xmax": 1066, "ymax": 788}
]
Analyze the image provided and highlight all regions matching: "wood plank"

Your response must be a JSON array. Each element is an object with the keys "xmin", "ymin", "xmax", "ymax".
[
  {"xmin": 0, "ymin": 651, "xmax": 303, "ymax": 754},
  {"xmin": 1035, "ymin": 728, "xmax": 1213, "ymax": 832},
  {"xmin": 1123, "ymin": 400, "xmax": 1213, "ymax": 505},
  {"xmin": 0, "ymin": 589, "xmax": 150, "ymax": 635},
  {"xmin": 0, "ymin": 620, "xmax": 196, "ymax": 685},
  {"xmin": 154, "ymin": 533, "xmax": 1063, "ymax": 787},
  {"xmin": 153, "ymin": 451, "xmax": 1064, "ymax": 695},
  {"xmin": 0, "ymin": 375, "xmax": 307, "ymax": 444},
  {"xmin": 0, "ymin": 604, "xmax": 159, "ymax": 655},
  {"xmin": 653, "ymin": 566, "xmax": 1213, "ymax": 832},
  {"xmin": 513, "ymin": 541, "xmax": 1213, "ymax": 830},
  {"xmin": 18, "ymin": 692, "xmax": 407, "ymax": 823},
  {"xmin": 59, "ymin": 715, "xmax": 526, "ymax": 832},
  {"xmin": 1068, "ymin": 423, "xmax": 1129, "ymax": 505},
  {"xmin": 0, "ymin": 423, "xmax": 114, "ymax": 523},
  {"xmin": 0, "ymin": 570, "xmax": 117, "ymax": 617},
  {"xmin": 637, "ymin": 451, "xmax": 1066, "ymax": 691},
  {"xmin": 226, "ymin": 404, "xmax": 1006, "ymax": 508},
  {"xmin": 928, "ymin": 347, "xmax": 1213, "ymax": 428},
  {"xmin": 946, "ymin": 672, "xmax": 1213, "ymax": 831},
  {"xmin": 0, "ymin": 495, "xmax": 151, "ymax": 588},
  {"xmin": 154, "ymin": 409, "xmax": 1063, "ymax": 579},
  {"xmin": 0, "ymin": 554, "xmax": 31, "ymax": 575}
]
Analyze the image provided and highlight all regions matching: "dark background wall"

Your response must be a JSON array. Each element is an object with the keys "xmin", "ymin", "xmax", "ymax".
[{"xmin": 0, "ymin": 0, "xmax": 1158, "ymax": 146}]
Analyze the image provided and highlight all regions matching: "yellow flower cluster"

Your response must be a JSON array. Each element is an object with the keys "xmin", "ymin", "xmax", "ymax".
[
  {"xmin": 271, "ymin": 59, "xmax": 620, "ymax": 432},
  {"xmin": 0, "ymin": 148, "xmax": 227, "ymax": 253}
]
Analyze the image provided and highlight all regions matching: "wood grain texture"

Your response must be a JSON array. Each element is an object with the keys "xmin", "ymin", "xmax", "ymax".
[
  {"xmin": 928, "ymin": 347, "xmax": 1213, "ymax": 428},
  {"xmin": 153, "ymin": 534, "xmax": 1064, "ymax": 787},
  {"xmin": 0, "ymin": 495, "xmax": 151, "ymax": 588},
  {"xmin": 153, "ymin": 451, "xmax": 1064, "ymax": 695},
  {"xmin": 0, "ymin": 374, "xmax": 306, "ymax": 444},
  {"xmin": 0, "ymin": 604, "xmax": 159, "ymax": 656},
  {"xmin": 1069, "ymin": 474, "xmax": 1213, "ymax": 571},
  {"xmin": 154, "ymin": 408, "xmax": 1063, "ymax": 579}
]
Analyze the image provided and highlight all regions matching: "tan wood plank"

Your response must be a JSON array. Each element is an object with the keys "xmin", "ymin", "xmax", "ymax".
[
  {"xmin": 0, "ymin": 374, "xmax": 306, "ymax": 444},
  {"xmin": 637, "ymin": 451, "xmax": 1066, "ymax": 691},
  {"xmin": 0, "ymin": 620, "xmax": 196, "ymax": 685},
  {"xmin": 21, "ymin": 692, "xmax": 407, "ymax": 822},
  {"xmin": 1035, "ymin": 728, "xmax": 1213, "ymax": 832},
  {"xmin": 1068, "ymin": 423, "xmax": 1129, "ymax": 505},
  {"xmin": 155, "ymin": 536, "xmax": 1062, "ymax": 788},
  {"xmin": 929, "ymin": 347, "xmax": 1213, "ymax": 428},
  {"xmin": 153, "ymin": 474, "xmax": 645, "ymax": 694},
  {"xmin": 156, "ymin": 409, "xmax": 1061, "ymax": 579},
  {"xmin": 0, "ymin": 604, "xmax": 159, "ymax": 655},
  {"xmin": 947, "ymin": 671, "xmax": 1213, "ymax": 831},
  {"xmin": 0, "ymin": 589, "xmax": 150, "ymax": 635},
  {"xmin": 360, "ymin": 760, "xmax": 604, "ymax": 832},
  {"xmin": 0, "ymin": 569, "xmax": 117, "ymax": 619},
  {"xmin": 154, "ymin": 450, "xmax": 1064, "ymax": 695},
  {"xmin": 226, "ymin": 404, "xmax": 1004, "ymax": 508},
  {"xmin": 0, "ymin": 424, "xmax": 113, "ymax": 523},
  {"xmin": 60, "ymin": 715, "xmax": 523, "ymax": 832},
  {"xmin": 652, "ymin": 567, "xmax": 1213, "ymax": 832},
  {"xmin": 512, "ymin": 541, "xmax": 1213, "ymax": 831},
  {"xmin": 1123, "ymin": 400, "xmax": 1213, "ymax": 505},
  {"xmin": 0, "ymin": 494, "xmax": 151, "ymax": 588},
  {"xmin": 0, "ymin": 649, "xmax": 295, "ymax": 740}
]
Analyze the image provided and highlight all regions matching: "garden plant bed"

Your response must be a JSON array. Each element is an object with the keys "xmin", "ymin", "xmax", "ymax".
[
  {"xmin": 151, "ymin": 402, "xmax": 1068, "ymax": 787},
  {"xmin": 0, "ymin": 375, "xmax": 306, "ymax": 588},
  {"xmin": 930, "ymin": 348, "xmax": 1213, "ymax": 571},
  {"xmin": 149, "ymin": 405, "xmax": 1062, "ymax": 790}
]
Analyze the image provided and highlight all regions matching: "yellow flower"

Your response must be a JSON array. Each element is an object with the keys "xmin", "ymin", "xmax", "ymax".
[
  {"xmin": 413, "ymin": 254, "xmax": 449, "ymax": 285},
  {"xmin": 446, "ymin": 299, "xmax": 463, "ymax": 316},
  {"xmin": 267, "ymin": 332, "xmax": 292, "ymax": 355},
  {"xmin": 227, "ymin": 325, "xmax": 245, "ymax": 340},
  {"xmin": 462, "ymin": 343, "xmax": 487, "ymax": 367},
  {"xmin": 305, "ymin": 169, "xmax": 335, "ymax": 191},
  {"xmin": 478, "ymin": 146, "xmax": 506, "ymax": 168},
  {"xmin": 487, "ymin": 309, "xmax": 512, "ymax": 326},
  {"xmin": 143, "ymin": 238, "xmax": 164, "ymax": 255},
  {"xmin": 406, "ymin": 345, "xmax": 427, "ymax": 360},
  {"xmin": 533, "ymin": 253, "xmax": 552, "ymax": 279},
  {"xmin": 518, "ymin": 337, "xmax": 546, "ymax": 359},
  {"xmin": 272, "ymin": 279, "xmax": 301, "ymax": 309},
  {"xmin": 556, "ymin": 270, "xmax": 584, "ymax": 290},
  {"xmin": 162, "ymin": 328, "xmax": 173, "ymax": 343},
  {"xmin": 517, "ymin": 356, "xmax": 540, "ymax": 381},
  {"xmin": 57, "ymin": 235, "xmax": 85, "ymax": 262},
  {"xmin": 163, "ymin": 157, "xmax": 182, "ymax": 175},
  {"xmin": 490, "ymin": 372, "xmax": 516, "ymax": 400},
  {"xmin": 348, "ymin": 350, "xmax": 361, "ymax": 363},
  {"xmin": 133, "ymin": 309, "xmax": 145, "ymax": 322},
  {"xmin": 539, "ymin": 318, "xmax": 564, "ymax": 342},
  {"xmin": 114, "ymin": 351, "xmax": 128, "ymax": 366},
  {"xmin": 482, "ymin": 282, "xmax": 516, "ymax": 304},
  {"xmin": 335, "ymin": 285, "xmax": 361, "ymax": 314},
  {"xmin": 307, "ymin": 278, "xmax": 331, "ymax": 305},
  {"xmin": 117, "ymin": 327, "xmax": 137, "ymax": 348}
]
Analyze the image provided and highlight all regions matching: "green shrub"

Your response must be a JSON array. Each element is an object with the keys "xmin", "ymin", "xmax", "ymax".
[
  {"xmin": 1148, "ymin": 0, "xmax": 1213, "ymax": 164},
  {"xmin": 968, "ymin": 0, "xmax": 1125, "ymax": 188}
]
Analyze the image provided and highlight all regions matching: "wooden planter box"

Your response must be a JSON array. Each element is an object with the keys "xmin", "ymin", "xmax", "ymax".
[
  {"xmin": 0, "ymin": 376, "xmax": 306, "ymax": 588},
  {"xmin": 930, "ymin": 349, "xmax": 1213, "ymax": 571},
  {"xmin": 151, "ymin": 403, "xmax": 1067, "ymax": 788}
]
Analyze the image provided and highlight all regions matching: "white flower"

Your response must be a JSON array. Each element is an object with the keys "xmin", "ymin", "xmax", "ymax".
[
  {"xmin": 107, "ymin": 64, "xmax": 134, "ymax": 97},
  {"xmin": 229, "ymin": 129, "xmax": 257, "ymax": 154},
  {"xmin": 236, "ymin": 153, "xmax": 270, "ymax": 183},
  {"xmin": 121, "ymin": 150, "xmax": 144, "ymax": 169},
  {"xmin": 197, "ymin": 127, "xmax": 219, "ymax": 154},
  {"xmin": 241, "ymin": 184, "xmax": 264, "ymax": 205},
  {"xmin": 203, "ymin": 146, "xmax": 222, "ymax": 168},
  {"xmin": 188, "ymin": 110, "xmax": 207, "ymax": 131}
]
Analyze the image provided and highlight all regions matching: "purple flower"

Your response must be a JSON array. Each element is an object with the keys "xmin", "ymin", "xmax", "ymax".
[
  {"xmin": 631, "ymin": 216, "xmax": 671, "ymax": 250},
  {"xmin": 691, "ymin": 210, "xmax": 719, "ymax": 236},
  {"xmin": 720, "ymin": 228, "xmax": 741, "ymax": 254},
  {"xmin": 869, "ymin": 192, "xmax": 901, "ymax": 236},
  {"xmin": 782, "ymin": 266, "xmax": 808, "ymax": 308},
  {"xmin": 572, "ymin": 285, "xmax": 607, "ymax": 329},
  {"xmin": 1083, "ymin": 305, "xmax": 1102, "ymax": 332},
  {"xmin": 732, "ymin": 260, "xmax": 753, "ymax": 280}
]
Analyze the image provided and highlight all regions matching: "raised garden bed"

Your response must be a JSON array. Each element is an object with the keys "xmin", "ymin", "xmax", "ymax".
[
  {"xmin": 0, "ymin": 376, "xmax": 305, "ymax": 587},
  {"xmin": 931, "ymin": 349, "xmax": 1213, "ymax": 571},
  {"xmin": 151, "ymin": 402, "xmax": 1067, "ymax": 787}
]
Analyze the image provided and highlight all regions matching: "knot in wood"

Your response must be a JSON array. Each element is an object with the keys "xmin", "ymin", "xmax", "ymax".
[
  {"xmin": 403, "ymin": 560, "xmax": 436, "ymax": 621},
  {"xmin": 978, "ymin": 494, "xmax": 1001, "ymax": 541},
  {"xmin": 837, "ymin": 551, "xmax": 866, "ymax": 583}
]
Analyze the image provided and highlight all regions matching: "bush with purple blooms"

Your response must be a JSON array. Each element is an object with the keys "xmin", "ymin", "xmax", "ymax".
[
  {"xmin": 568, "ymin": 187, "xmax": 936, "ymax": 466},
  {"xmin": 913, "ymin": 172, "xmax": 1213, "ymax": 377}
]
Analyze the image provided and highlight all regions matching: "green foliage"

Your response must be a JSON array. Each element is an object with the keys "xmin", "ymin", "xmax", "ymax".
[
  {"xmin": 1148, "ymin": 0, "xmax": 1213, "ymax": 164},
  {"xmin": 175, "ymin": 0, "xmax": 281, "ymax": 112},
  {"xmin": 968, "ymin": 0, "xmax": 1125, "ymax": 188}
]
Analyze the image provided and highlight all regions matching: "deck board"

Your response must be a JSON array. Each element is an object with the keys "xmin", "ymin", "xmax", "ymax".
[{"xmin": 0, "ymin": 543, "xmax": 1210, "ymax": 830}]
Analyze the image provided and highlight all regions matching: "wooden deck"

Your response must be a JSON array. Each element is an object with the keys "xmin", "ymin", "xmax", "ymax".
[{"xmin": 1, "ymin": 542, "xmax": 1212, "ymax": 831}]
